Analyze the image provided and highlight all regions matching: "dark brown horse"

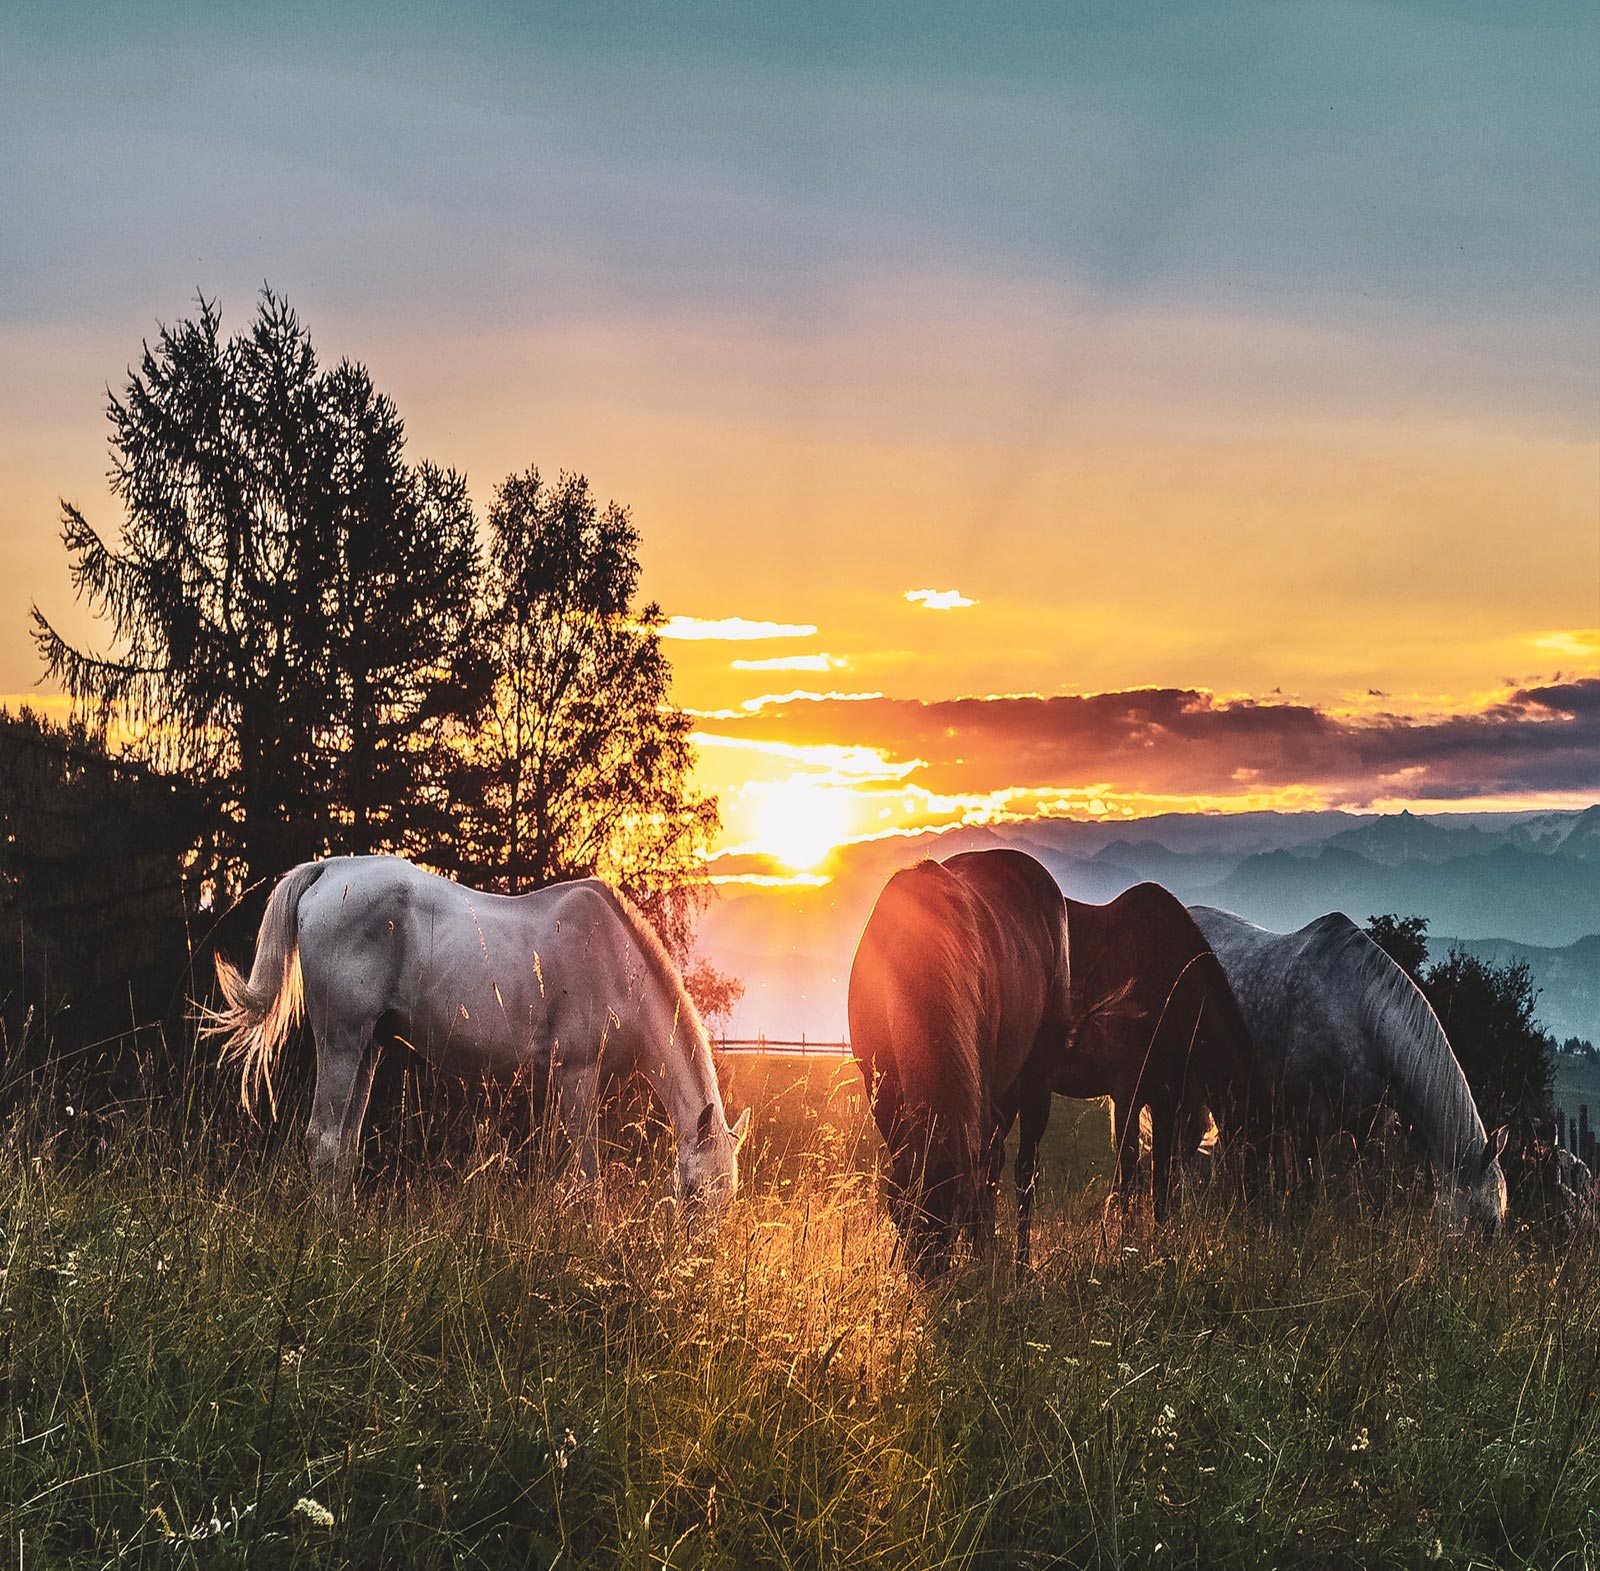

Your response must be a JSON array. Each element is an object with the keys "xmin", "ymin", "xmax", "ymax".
[
  {"xmin": 1008, "ymin": 882, "xmax": 1264, "ymax": 1262},
  {"xmin": 848, "ymin": 849, "xmax": 1071, "ymax": 1269}
]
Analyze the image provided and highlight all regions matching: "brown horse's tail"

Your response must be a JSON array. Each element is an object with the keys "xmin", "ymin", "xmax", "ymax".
[{"xmin": 199, "ymin": 861, "xmax": 328, "ymax": 1114}]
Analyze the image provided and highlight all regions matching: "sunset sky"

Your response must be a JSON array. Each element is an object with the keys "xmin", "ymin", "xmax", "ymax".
[{"xmin": 3, "ymin": 3, "xmax": 1596, "ymax": 874}]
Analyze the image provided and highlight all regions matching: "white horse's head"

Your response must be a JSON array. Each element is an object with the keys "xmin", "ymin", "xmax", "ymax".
[
  {"xmin": 678, "ymin": 1102, "xmax": 752, "ymax": 1213},
  {"xmin": 1440, "ymin": 1124, "xmax": 1509, "ymax": 1234}
]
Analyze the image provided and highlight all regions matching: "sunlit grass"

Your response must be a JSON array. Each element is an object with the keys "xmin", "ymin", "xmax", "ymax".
[{"xmin": 2, "ymin": 1052, "xmax": 1597, "ymax": 1568}]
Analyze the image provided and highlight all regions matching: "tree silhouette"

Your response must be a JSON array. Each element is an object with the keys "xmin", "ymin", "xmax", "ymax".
[
  {"xmin": 1426, "ymin": 948, "xmax": 1553, "ymax": 1143},
  {"xmin": 31, "ymin": 291, "xmax": 482, "ymax": 883},
  {"xmin": 0, "ymin": 707, "xmax": 206, "ymax": 1069},
  {"xmin": 455, "ymin": 467, "xmax": 718, "ymax": 954},
  {"xmin": 1364, "ymin": 912, "xmax": 1431, "ymax": 979}
]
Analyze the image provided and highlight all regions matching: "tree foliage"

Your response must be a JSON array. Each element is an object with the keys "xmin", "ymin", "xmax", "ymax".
[
  {"xmin": 452, "ymin": 467, "xmax": 718, "ymax": 955},
  {"xmin": 24, "ymin": 291, "xmax": 724, "ymax": 1082},
  {"xmin": 1426, "ymin": 948, "xmax": 1553, "ymax": 1141},
  {"xmin": 1363, "ymin": 912, "xmax": 1430, "ymax": 980},
  {"xmin": 0, "ymin": 707, "xmax": 206, "ymax": 1069}
]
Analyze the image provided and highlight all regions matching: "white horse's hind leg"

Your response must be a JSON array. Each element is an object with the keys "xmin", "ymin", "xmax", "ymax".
[{"xmin": 307, "ymin": 1022, "xmax": 379, "ymax": 1185}]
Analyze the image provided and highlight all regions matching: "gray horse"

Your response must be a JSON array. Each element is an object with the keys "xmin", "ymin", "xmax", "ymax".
[
  {"xmin": 204, "ymin": 856, "xmax": 749, "ymax": 1203},
  {"xmin": 1190, "ymin": 906, "xmax": 1506, "ymax": 1229}
]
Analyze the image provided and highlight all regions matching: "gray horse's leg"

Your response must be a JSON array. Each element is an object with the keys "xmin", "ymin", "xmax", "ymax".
[{"xmin": 307, "ymin": 1022, "xmax": 379, "ymax": 1185}]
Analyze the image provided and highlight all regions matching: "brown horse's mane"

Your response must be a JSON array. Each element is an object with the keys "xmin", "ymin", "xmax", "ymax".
[{"xmin": 856, "ymin": 860, "xmax": 987, "ymax": 1173}]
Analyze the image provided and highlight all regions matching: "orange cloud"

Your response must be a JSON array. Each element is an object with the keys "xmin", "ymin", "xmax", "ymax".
[
  {"xmin": 730, "ymin": 653, "xmax": 848, "ymax": 673},
  {"xmin": 700, "ymin": 678, "xmax": 1600, "ymax": 814}
]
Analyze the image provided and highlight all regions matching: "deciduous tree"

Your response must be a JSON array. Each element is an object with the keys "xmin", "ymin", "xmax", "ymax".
[{"xmin": 455, "ymin": 467, "xmax": 717, "ymax": 954}]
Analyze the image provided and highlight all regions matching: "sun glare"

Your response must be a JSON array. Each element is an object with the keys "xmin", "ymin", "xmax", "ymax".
[{"xmin": 755, "ymin": 777, "xmax": 853, "ymax": 871}]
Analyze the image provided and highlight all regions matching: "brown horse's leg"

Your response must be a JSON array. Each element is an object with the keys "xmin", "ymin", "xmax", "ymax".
[
  {"xmin": 1151, "ymin": 1098, "xmax": 1176, "ymax": 1222},
  {"xmin": 969, "ymin": 1130, "xmax": 998, "ymax": 1254},
  {"xmin": 1015, "ymin": 1091, "xmax": 1050, "ymax": 1272},
  {"xmin": 1116, "ymin": 1095, "xmax": 1140, "ymax": 1193}
]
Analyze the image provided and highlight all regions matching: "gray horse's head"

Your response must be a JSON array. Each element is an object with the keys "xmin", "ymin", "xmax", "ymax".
[
  {"xmin": 1440, "ymin": 1125, "xmax": 1509, "ymax": 1233},
  {"xmin": 678, "ymin": 1102, "xmax": 752, "ymax": 1214}
]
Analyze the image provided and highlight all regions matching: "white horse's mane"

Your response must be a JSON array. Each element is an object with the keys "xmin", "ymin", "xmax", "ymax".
[{"xmin": 589, "ymin": 881, "xmax": 715, "ymax": 1080}]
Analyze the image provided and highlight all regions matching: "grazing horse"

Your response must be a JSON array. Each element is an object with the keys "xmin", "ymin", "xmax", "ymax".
[
  {"xmin": 1008, "ymin": 883, "xmax": 1265, "ymax": 1262},
  {"xmin": 1190, "ymin": 906, "xmax": 1506, "ymax": 1231},
  {"xmin": 848, "ymin": 849, "xmax": 1071, "ymax": 1269},
  {"xmin": 203, "ymin": 856, "xmax": 749, "ymax": 1205}
]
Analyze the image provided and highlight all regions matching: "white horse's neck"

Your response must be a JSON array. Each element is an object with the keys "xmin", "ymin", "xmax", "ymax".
[{"xmin": 630, "ymin": 958, "xmax": 722, "ymax": 1141}]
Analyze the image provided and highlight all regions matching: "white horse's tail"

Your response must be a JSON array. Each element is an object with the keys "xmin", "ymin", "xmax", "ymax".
[{"xmin": 201, "ymin": 860, "xmax": 329, "ymax": 1114}]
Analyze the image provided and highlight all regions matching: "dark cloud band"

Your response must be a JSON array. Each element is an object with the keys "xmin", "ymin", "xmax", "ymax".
[{"xmin": 702, "ymin": 679, "xmax": 1600, "ymax": 804}]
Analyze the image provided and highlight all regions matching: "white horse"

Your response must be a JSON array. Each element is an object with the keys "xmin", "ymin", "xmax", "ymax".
[
  {"xmin": 204, "ymin": 856, "xmax": 749, "ymax": 1204},
  {"xmin": 1190, "ymin": 906, "xmax": 1506, "ymax": 1230}
]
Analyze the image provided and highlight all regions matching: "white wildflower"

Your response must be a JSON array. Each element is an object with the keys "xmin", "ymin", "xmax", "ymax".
[
  {"xmin": 293, "ymin": 1497, "xmax": 335, "ymax": 1530},
  {"xmin": 556, "ymin": 1427, "xmax": 579, "ymax": 1472}
]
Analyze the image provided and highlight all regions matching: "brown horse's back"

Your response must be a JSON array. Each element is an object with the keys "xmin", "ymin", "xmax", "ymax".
[{"xmin": 1057, "ymin": 882, "xmax": 1263, "ymax": 1188}]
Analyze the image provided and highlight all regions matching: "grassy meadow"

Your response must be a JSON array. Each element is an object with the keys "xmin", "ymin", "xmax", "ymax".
[{"xmin": 3, "ymin": 1050, "xmax": 1598, "ymax": 1570}]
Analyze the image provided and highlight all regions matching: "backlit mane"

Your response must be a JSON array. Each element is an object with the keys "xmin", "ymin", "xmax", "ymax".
[
  {"xmin": 590, "ymin": 882, "xmax": 714, "ymax": 1077},
  {"xmin": 872, "ymin": 861, "xmax": 985, "ymax": 1140}
]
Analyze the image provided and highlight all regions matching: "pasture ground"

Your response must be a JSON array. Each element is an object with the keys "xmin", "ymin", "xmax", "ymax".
[{"xmin": 3, "ymin": 1050, "xmax": 1598, "ymax": 1569}]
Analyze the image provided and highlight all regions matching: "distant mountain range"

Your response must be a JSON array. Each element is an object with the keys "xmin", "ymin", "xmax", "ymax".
[{"xmin": 699, "ymin": 806, "xmax": 1600, "ymax": 1047}]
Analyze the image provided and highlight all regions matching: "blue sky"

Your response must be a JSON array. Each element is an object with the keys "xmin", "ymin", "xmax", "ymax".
[{"xmin": 5, "ymin": 2, "xmax": 1593, "ymax": 335}]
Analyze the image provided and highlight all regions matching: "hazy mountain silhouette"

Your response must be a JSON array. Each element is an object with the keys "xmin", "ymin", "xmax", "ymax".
[{"xmin": 700, "ymin": 806, "xmax": 1600, "ymax": 1043}]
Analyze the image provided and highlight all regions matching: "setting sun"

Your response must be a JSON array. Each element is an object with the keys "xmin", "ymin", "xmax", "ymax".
[{"xmin": 753, "ymin": 776, "xmax": 854, "ymax": 871}]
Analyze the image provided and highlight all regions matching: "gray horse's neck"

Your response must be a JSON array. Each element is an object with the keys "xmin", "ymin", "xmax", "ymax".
[{"xmin": 1365, "ymin": 959, "xmax": 1485, "ymax": 1178}]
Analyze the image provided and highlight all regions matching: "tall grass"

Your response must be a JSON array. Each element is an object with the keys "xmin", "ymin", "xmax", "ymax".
[{"xmin": 2, "ymin": 1051, "xmax": 1597, "ymax": 1568}]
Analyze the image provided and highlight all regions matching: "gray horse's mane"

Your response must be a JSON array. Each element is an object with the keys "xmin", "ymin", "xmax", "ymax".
[
  {"xmin": 1305, "ymin": 912, "xmax": 1486, "ymax": 1171},
  {"xmin": 590, "ymin": 882, "xmax": 716, "ymax": 1086}
]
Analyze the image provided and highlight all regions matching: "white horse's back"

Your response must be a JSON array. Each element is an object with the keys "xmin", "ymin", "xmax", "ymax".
[{"xmin": 293, "ymin": 857, "xmax": 633, "ymax": 1081}]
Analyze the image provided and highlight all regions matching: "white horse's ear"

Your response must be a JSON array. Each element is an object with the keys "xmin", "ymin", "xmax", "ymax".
[{"xmin": 732, "ymin": 1107, "xmax": 752, "ymax": 1147}]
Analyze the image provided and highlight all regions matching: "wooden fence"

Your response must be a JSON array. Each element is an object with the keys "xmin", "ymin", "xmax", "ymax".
[
  {"xmin": 713, "ymin": 1035, "xmax": 851, "ymax": 1057},
  {"xmin": 1557, "ymin": 1104, "xmax": 1598, "ymax": 1171}
]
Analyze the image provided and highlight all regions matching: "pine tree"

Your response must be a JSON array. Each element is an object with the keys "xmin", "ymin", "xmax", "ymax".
[{"xmin": 31, "ymin": 290, "xmax": 483, "ymax": 884}]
